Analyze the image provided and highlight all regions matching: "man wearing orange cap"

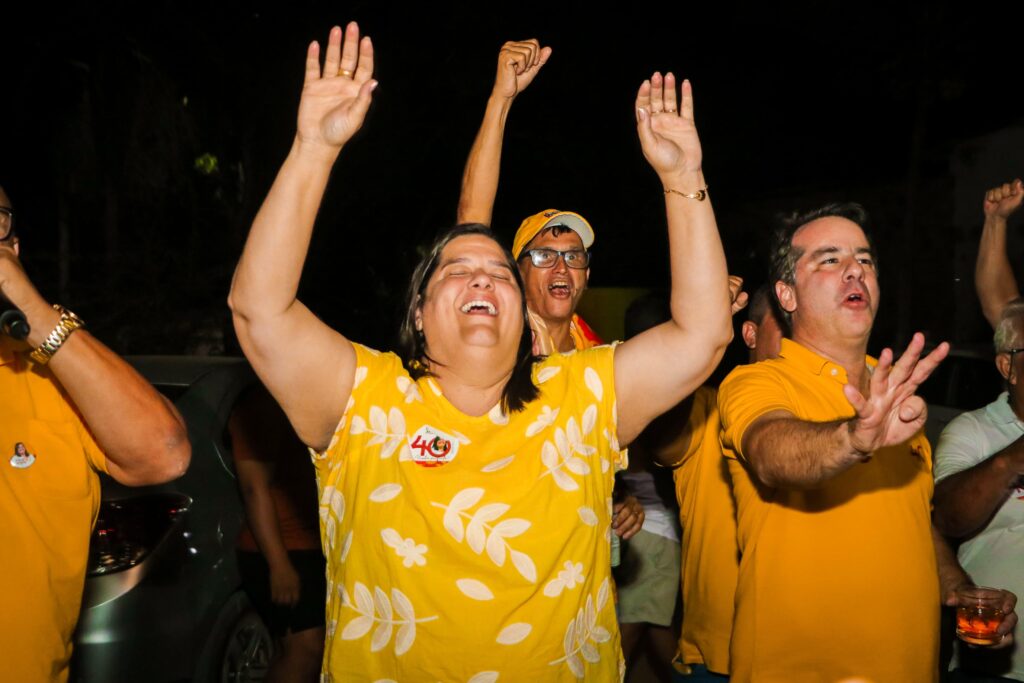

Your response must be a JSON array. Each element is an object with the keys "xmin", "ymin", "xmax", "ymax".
[{"xmin": 457, "ymin": 39, "xmax": 601, "ymax": 354}]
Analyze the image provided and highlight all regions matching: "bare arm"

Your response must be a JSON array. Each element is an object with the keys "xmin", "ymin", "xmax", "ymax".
[
  {"xmin": 615, "ymin": 74, "xmax": 733, "ymax": 446},
  {"xmin": 933, "ymin": 524, "xmax": 971, "ymax": 601},
  {"xmin": 0, "ymin": 248, "xmax": 188, "ymax": 485},
  {"xmin": 740, "ymin": 334, "xmax": 948, "ymax": 489},
  {"xmin": 457, "ymin": 40, "xmax": 551, "ymax": 225},
  {"xmin": 975, "ymin": 179, "xmax": 1023, "ymax": 328},
  {"xmin": 933, "ymin": 433, "xmax": 1024, "ymax": 538},
  {"xmin": 741, "ymin": 411, "xmax": 867, "ymax": 488},
  {"xmin": 229, "ymin": 23, "xmax": 377, "ymax": 450}
]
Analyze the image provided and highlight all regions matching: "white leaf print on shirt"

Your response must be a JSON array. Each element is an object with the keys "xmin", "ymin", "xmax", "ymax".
[
  {"xmin": 340, "ymin": 530, "xmax": 354, "ymax": 562},
  {"xmin": 369, "ymin": 483, "xmax": 402, "ymax": 503},
  {"xmin": 526, "ymin": 405, "xmax": 559, "ymax": 437},
  {"xmin": 432, "ymin": 488, "xmax": 536, "ymax": 582},
  {"xmin": 577, "ymin": 507, "xmax": 599, "ymax": 526},
  {"xmin": 456, "ymin": 578, "xmax": 494, "ymax": 601},
  {"xmin": 584, "ymin": 367, "xmax": 603, "ymax": 401},
  {"xmin": 481, "ymin": 455, "xmax": 515, "ymax": 473},
  {"xmin": 467, "ymin": 673, "xmax": 500, "ymax": 683},
  {"xmin": 536, "ymin": 365, "xmax": 561, "ymax": 384},
  {"xmin": 487, "ymin": 403, "xmax": 509, "ymax": 425},
  {"xmin": 351, "ymin": 406, "xmax": 409, "ymax": 459},
  {"xmin": 339, "ymin": 582, "xmax": 437, "ymax": 657},
  {"xmin": 381, "ymin": 528, "xmax": 428, "ymax": 567},
  {"xmin": 496, "ymin": 622, "xmax": 532, "ymax": 645},
  {"xmin": 319, "ymin": 486, "xmax": 345, "ymax": 550},
  {"xmin": 549, "ymin": 577, "xmax": 613, "ymax": 678},
  {"xmin": 395, "ymin": 376, "xmax": 423, "ymax": 404},
  {"xmin": 539, "ymin": 411, "xmax": 598, "ymax": 492},
  {"xmin": 542, "ymin": 561, "xmax": 585, "ymax": 598},
  {"xmin": 353, "ymin": 366, "xmax": 368, "ymax": 389}
]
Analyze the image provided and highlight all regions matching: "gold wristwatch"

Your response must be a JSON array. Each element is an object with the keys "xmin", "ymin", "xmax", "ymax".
[{"xmin": 30, "ymin": 305, "xmax": 85, "ymax": 365}]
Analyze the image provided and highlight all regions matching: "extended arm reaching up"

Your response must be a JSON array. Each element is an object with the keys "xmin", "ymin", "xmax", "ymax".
[
  {"xmin": 229, "ymin": 23, "xmax": 377, "ymax": 450},
  {"xmin": 457, "ymin": 40, "xmax": 551, "ymax": 225},
  {"xmin": 615, "ymin": 73, "xmax": 732, "ymax": 446},
  {"xmin": 976, "ymin": 178, "xmax": 1023, "ymax": 328}
]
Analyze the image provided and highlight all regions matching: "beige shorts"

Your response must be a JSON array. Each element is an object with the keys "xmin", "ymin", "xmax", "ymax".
[{"xmin": 615, "ymin": 528, "xmax": 681, "ymax": 626}]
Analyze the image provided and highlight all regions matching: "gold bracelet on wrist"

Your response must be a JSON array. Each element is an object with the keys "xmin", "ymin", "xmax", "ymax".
[
  {"xmin": 29, "ymin": 305, "xmax": 85, "ymax": 365},
  {"xmin": 664, "ymin": 186, "xmax": 709, "ymax": 201}
]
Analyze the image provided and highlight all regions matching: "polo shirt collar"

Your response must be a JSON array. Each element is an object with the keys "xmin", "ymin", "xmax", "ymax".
[
  {"xmin": 987, "ymin": 391, "xmax": 1024, "ymax": 427},
  {"xmin": 778, "ymin": 338, "xmax": 875, "ymax": 385}
]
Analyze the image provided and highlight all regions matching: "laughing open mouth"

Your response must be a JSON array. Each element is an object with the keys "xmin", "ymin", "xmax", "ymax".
[
  {"xmin": 460, "ymin": 300, "xmax": 497, "ymax": 315},
  {"xmin": 548, "ymin": 280, "xmax": 571, "ymax": 294}
]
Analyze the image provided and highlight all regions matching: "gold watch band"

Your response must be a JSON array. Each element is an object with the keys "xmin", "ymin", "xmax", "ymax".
[{"xmin": 29, "ymin": 305, "xmax": 85, "ymax": 365}]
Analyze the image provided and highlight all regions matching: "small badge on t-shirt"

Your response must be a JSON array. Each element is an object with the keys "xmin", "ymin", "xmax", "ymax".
[
  {"xmin": 408, "ymin": 425, "xmax": 459, "ymax": 467},
  {"xmin": 9, "ymin": 441, "xmax": 36, "ymax": 469}
]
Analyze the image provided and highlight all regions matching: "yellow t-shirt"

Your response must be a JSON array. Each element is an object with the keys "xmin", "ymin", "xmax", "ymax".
[
  {"xmin": 670, "ymin": 386, "xmax": 736, "ymax": 675},
  {"xmin": 718, "ymin": 339, "xmax": 937, "ymax": 683},
  {"xmin": 316, "ymin": 343, "xmax": 626, "ymax": 682},
  {"xmin": 0, "ymin": 339, "xmax": 106, "ymax": 683}
]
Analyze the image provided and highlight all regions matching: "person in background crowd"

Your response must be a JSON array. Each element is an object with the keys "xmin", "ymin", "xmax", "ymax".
[
  {"xmin": 932, "ymin": 180, "xmax": 1024, "ymax": 681},
  {"xmin": 624, "ymin": 284, "xmax": 780, "ymax": 683},
  {"xmin": 231, "ymin": 385, "xmax": 325, "ymax": 683},
  {"xmin": 0, "ymin": 183, "xmax": 190, "ymax": 682}
]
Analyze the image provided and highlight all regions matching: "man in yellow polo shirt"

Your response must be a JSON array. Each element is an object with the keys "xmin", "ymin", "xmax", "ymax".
[
  {"xmin": 0, "ymin": 184, "xmax": 191, "ymax": 682},
  {"xmin": 718, "ymin": 203, "xmax": 950, "ymax": 682},
  {"xmin": 654, "ymin": 285, "xmax": 781, "ymax": 682}
]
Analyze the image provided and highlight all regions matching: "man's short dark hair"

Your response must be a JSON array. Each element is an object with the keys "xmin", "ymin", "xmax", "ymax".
[
  {"xmin": 768, "ymin": 202, "xmax": 875, "ymax": 324},
  {"xmin": 769, "ymin": 202, "xmax": 873, "ymax": 285}
]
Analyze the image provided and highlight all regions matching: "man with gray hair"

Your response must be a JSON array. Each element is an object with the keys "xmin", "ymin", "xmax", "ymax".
[{"xmin": 934, "ymin": 300, "xmax": 1024, "ymax": 681}]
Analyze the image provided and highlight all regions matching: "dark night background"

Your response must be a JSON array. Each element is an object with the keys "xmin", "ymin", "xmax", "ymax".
[{"xmin": 2, "ymin": 2, "xmax": 1023, "ymax": 368}]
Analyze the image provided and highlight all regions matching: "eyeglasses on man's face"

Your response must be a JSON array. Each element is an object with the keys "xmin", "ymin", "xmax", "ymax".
[
  {"xmin": 0, "ymin": 208, "xmax": 12, "ymax": 241},
  {"xmin": 520, "ymin": 248, "xmax": 591, "ymax": 270}
]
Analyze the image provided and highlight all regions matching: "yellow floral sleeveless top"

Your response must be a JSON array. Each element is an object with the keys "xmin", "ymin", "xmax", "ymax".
[{"xmin": 314, "ymin": 343, "xmax": 625, "ymax": 682}]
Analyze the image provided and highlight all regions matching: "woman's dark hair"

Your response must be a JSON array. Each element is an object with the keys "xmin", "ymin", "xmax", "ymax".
[{"xmin": 398, "ymin": 223, "xmax": 539, "ymax": 413}]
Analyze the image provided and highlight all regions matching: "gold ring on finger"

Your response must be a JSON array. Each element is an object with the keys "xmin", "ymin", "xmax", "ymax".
[
  {"xmin": 339, "ymin": 69, "xmax": 354, "ymax": 78},
  {"xmin": 666, "ymin": 108, "xmax": 677, "ymax": 113}
]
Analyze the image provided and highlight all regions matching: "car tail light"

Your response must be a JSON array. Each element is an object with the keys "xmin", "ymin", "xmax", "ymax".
[{"xmin": 87, "ymin": 493, "xmax": 191, "ymax": 576}]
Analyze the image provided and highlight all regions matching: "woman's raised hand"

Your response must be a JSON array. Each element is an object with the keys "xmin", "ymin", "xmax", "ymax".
[
  {"xmin": 635, "ymin": 72, "xmax": 702, "ymax": 182},
  {"xmin": 297, "ymin": 22, "xmax": 377, "ymax": 153}
]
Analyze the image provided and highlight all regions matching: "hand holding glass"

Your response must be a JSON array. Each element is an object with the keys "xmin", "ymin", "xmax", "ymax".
[{"xmin": 956, "ymin": 586, "xmax": 1005, "ymax": 646}]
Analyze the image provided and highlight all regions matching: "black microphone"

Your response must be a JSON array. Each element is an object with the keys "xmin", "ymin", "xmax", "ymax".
[{"xmin": 0, "ymin": 307, "xmax": 30, "ymax": 340}]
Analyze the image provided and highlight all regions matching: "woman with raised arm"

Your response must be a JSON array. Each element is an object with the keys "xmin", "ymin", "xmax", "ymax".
[{"xmin": 229, "ymin": 23, "xmax": 732, "ymax": 682}]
